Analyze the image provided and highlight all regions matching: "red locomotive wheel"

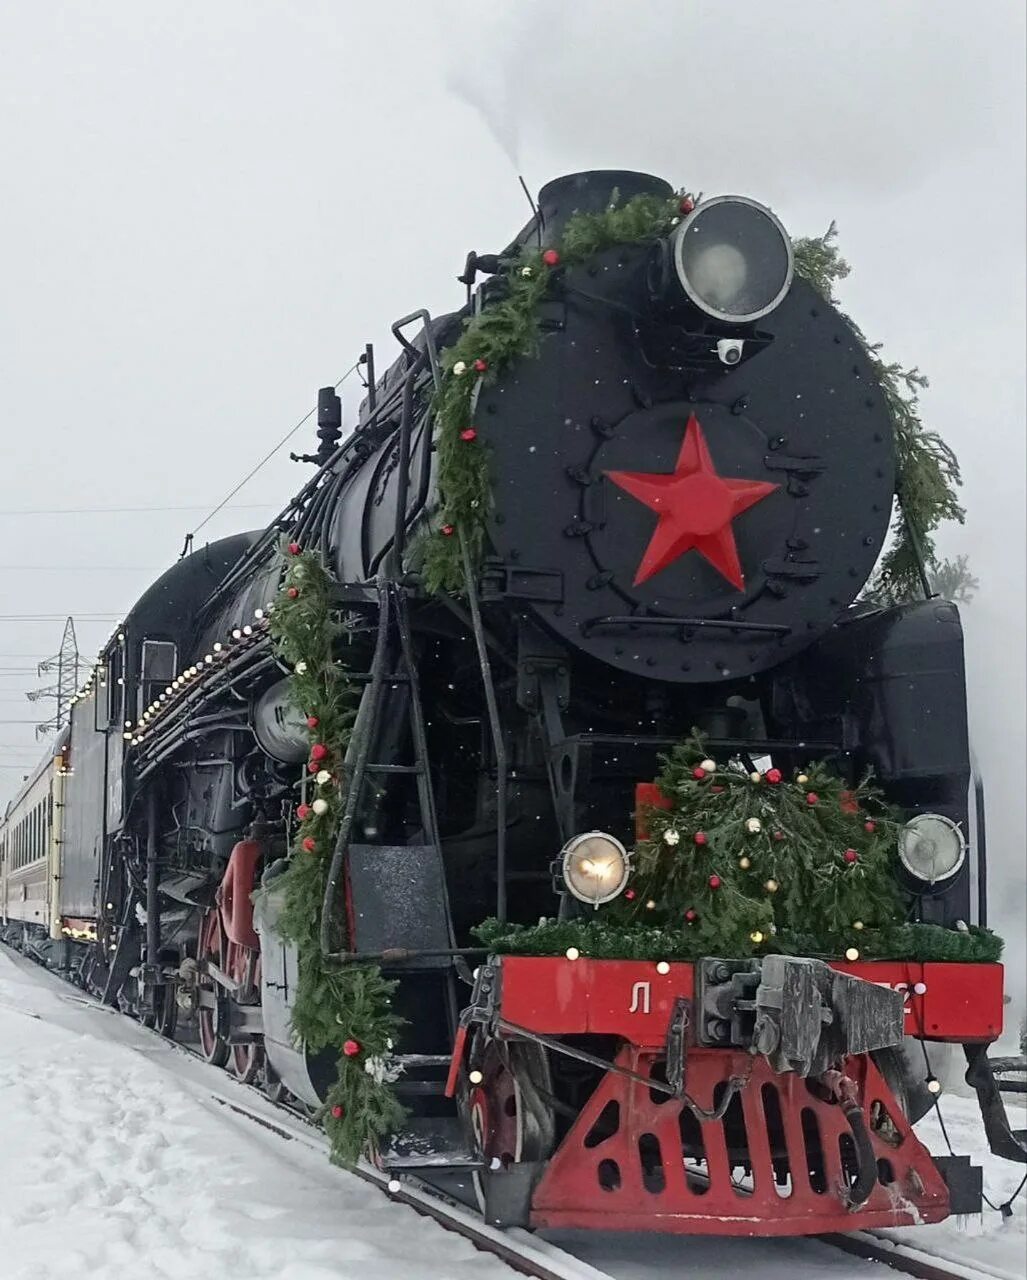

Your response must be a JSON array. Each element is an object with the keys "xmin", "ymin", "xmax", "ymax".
[
  {"xmin": 463, "ymin": 1040, "xmax": 555, "ymax": 1215},
  {"xmin": 197, "ymin": 909, "xmax": 230, "ymax": 1067},
  {"xmin": 225, "ymin": 939, "xmax": 263, "ymax": 1084}
]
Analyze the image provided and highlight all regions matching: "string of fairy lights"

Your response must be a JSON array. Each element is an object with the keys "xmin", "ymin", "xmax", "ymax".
[{"xmin": 65, "ymin": 597, "xmax": 278, "ymax": 750}]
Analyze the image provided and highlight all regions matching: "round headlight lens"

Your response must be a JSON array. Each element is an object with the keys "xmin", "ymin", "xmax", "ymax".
[
  {"xmin": 561, "ymin": 831, "xmax": 630, "ymax": 907},
  {"xmin": 898, "ymin": 814, "xmax": 966, "ymax": 885},
  {"xmin": 671, "ymin": 195, "xmax": 793, "ymax": 324}
]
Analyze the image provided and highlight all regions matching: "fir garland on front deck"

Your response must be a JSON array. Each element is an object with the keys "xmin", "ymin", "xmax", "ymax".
[
  {"xmin": 475, "ymin": 733, "xmax": 1002, "ymax": 967},
  {"xmin": 265, "ymin": 540, "xmax": 404, "ymax": 1165}
]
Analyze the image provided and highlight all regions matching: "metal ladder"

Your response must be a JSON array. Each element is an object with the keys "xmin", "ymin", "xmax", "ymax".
[{"xmin": 319, "ymin": 578, "xmax": 477, "ymax": 1172}]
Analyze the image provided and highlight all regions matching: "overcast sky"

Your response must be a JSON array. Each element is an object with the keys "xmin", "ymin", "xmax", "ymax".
[{"xmin": 2, "ymin": 0, "xmax": 1024, "ymax": 1009}]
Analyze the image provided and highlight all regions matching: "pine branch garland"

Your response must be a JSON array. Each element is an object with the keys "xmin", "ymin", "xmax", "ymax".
[
  {"xmin": 422, "ymin": 188, "xmax": 684, "ymax": 593},
  {"xmin": 474, "ymin": 917, "xmax": 1002, "ymax": 965},
  {"xmin": 424, "ymin": 204, "xmax": 962, "ymax": 604},
  {"xmin": 263, "ymin": 540, "xmax": 404, "ymax": 1165},
  {"xmin": 621, "ymin": 733, "xmax": 904, "ymax": 955},
  {"xmin": 475, "ymin": 731, "xmax": 1002, "ymax": 968},
  {"xmin": 793, "ymin": 226, "xmax": 964, "ymax": 602}
]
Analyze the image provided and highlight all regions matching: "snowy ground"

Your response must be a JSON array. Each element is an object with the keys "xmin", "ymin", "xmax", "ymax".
[{"xmin": 1, "ymin": 946, "xmax": 1024, "ymax": 1280}]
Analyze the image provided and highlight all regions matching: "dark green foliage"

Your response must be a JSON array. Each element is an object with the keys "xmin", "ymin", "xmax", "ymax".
[
  {"xmin": 927, "ymin": 554, "xmax": 979, "ymax": 605},
  {"xmin": 263, "ymin": 542, "xmax": 403, "ymax": 1164},
  {"xmin": 618, "ymin": 733, "xmax": 904, "ymax": 957},
  {"xmin": 775, "ymin": 922, "xmax": 1003, "ymax": 964},
  {"xmin": 422, "ymin": 190, "xmax": 681, "ymax": 593},
  {"xmin": 423, "ymin": 203, "xmax": 962, "ymax": 605},
  {"xmin": 475, "ymin": 917, "xmax": 1002, "ymax": 965},
  {"xmin": 793, "ymin": 225, "xmax": 964, "ymax": 603},
  {"xmin": 476, "ymin": 732, "xmax": 1002, "ymax": 967}
]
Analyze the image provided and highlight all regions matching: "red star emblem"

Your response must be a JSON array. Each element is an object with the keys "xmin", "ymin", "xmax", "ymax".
[{"xmin": 605, "ymin": 413, "xmax": 779, "ymax": 589}]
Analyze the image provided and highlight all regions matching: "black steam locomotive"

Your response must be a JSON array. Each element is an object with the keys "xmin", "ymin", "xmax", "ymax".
[{"xmin": 3, "ymin": 171, "xmax": 1021, "ymax": 1237}]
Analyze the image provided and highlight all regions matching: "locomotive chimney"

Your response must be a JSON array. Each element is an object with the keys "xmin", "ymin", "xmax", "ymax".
[{"xmin": 535, "ymin": 171, "xmax": 674, "ymax": 247}]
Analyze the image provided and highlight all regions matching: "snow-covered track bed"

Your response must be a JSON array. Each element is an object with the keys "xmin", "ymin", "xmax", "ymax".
[
  {"xmin": 2, "ymin": 943, "xmax": 1020, "ymax": 1280},
  {"xmin": 822, "ymin": 1230, "xmax": 1021, "ymax": 1280}
]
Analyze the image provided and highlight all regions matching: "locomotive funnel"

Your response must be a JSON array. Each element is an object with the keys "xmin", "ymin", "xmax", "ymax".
[{"xmin": 535, "ymin": 170, "xmax": 673, "ymax": 246}]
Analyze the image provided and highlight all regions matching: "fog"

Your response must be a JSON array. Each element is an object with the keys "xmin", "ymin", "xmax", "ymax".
[{"xmin": 1, "ymin": 1, "xmax": 1023, "ymax": 1025}]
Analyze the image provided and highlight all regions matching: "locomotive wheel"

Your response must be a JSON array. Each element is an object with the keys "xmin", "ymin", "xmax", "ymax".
[
  {"xmin": 263, "ymin": 1060, "xmax": 287, "ymax": 1105},
  {"xmin": 197, "ymin": 910, "xmax": 230, "ymax": 1068},
  {"xmin": 140, "ymin": 980, "xmax": 179, "ymax": 1039},
  {"xmin": 225, "ymin": 940, "xmax": 263, "ymax": 1084},
  {"xmin": 464, "ymin": 1039, "xmax": 556, "ymax": 1215}
]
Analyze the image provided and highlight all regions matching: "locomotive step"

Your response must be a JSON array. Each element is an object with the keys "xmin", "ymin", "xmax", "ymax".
[{"xmin": 380, "ymin": 1117, "xmax": 481, "ymax": 1172}]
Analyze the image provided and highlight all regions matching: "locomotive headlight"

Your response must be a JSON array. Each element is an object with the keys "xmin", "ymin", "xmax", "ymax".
[
  {"xmin": 898, "ymin": 813, "xmax": 966, "ymax": 886},
  {"xmin": 669, "ymin": 195, "xmax": 793, "ymax": 324},
  {"xmin": 560, "ymin": 831, "xmax": 630, "ymax": 907}
]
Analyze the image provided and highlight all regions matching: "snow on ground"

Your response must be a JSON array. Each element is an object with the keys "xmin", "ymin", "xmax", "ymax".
[
  {"xmin": 878, "ymin": 1089, "xmax": 1026, "ymax": 1280},
  {"xmin": 1, "ymin": 943, "xmax": 1024, "ymax": 1280},
  {"xmin": 0, "ymin": 948, "xmax": 516, "ymax": 1280}
]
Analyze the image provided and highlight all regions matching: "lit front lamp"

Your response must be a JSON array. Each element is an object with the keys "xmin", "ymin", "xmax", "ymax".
[{"xmin": 559, "ymin": 831, "xmax": 631, "ymax": 908}]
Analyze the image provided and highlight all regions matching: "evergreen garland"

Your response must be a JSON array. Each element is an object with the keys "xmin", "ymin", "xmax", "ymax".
[
  {"xmin": 793, "ymin": 225, "xmax": 964, "ymax": 603},
  {"xmin": 422, "ymin": 195, "xmax": 963, "ymax": 605},
  {"xmin": 475, "ymin": 732, "xmax": 1002, "ymax": 967},
  {"xmin": 422, "ymin": 189, "xmax": 684, "ymax": 593},
  {"xmin": 474, "ymin": 916, "xmax": 1002, "ymax": 965},
  {"xmin": 620, "ymin": 733, "xmax": 904, "ymax": 956},
  {"xmin": 265, "ymin": 541, "xmax": 404, "ymax": 1165}
]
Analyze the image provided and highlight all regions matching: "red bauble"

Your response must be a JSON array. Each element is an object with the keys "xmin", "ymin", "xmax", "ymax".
[
  {"xmin": 765, "ymin": 768, "xmax": 782, "ymax": 784},
  {"xmin": 441, "ymin": 524, "xmax": 455, "ymax": 537},
  {"xmin": 330, "ymin": 1104, "xmax": 344, "ymax": 1119},
  {"xmin": 473, "ymin": 358, "xmax": 488, "ymax": 372},
  {"xmin": 772, "ymin": 830, "xmax": 785, "ymax": 842},
  {"xmin": 297, "ymin": 803, "xmax": 311, "ymax": 820},
  {"xmin": 711, "ymin": 785, "xmax": 724, "ymax": 794},
  {"xmin": 287, "ymin": 586, "xmax": 299, "ymax": 599},
  {"xmin": 843, "ymin": 848, "xmax": 859, "ymax": 864},
  {"xmin": 302, "ymin": 837, "xmax": 316, "ymax": 852},
  {"xmin": 693, "ymin": 831, "xmax": 708, "ymax": 846},
  {"xmin": 307, "ymin": 761, "xmax": 318, "ymax": 774},
  {"xmin": 542, "ymin": 248, "xmax": 560, "ymax": 266},
  {"xmin": 342, "ymin": 1039, "xmax": 361, "ymax": 1058},
  {"xmin": 806, "ymin": 792, "xmax": 819, "ymax": 806},
  {"xmin": 864, "ymin": 820, "xmax": 876, "ymax": 833},
  {"xmin": 839, "ymin": 789, "xmax": 859, "ymax": 815},
  {"xmin": 685, "ymin": 908, "xmax": 698, "ymax": 922},
  {"xmin": 624, "ymin": 889, "xmax": 636, "ymax": 901},
  {"xmin": 692, "ymin": 766, "xmax": 707, "ymax": 780},
  {"xmin": 708, "ymin": 874, "xmax": 722, "ymax": 889},
  {"xmin": 310, "ymin": 743, "xmax": 329, "ymax": 762},
  {"xmin": 679, "ymin": 196, "xmax": 695, "ymax": 215},
  {"xmin": 460, "ymin": 428, "xmax": 478, "ymax": 442},
  {"xmin": 288, "ymin": 541, "xmax": 302, "ymax": 555},
  {"xmin": 306, "ymin": 715, "xmax": 319, "ymax": 729}
]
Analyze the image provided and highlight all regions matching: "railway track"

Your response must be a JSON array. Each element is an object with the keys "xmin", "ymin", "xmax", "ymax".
[{"xmin": 1, "ymin": 942, "xmax": 1015, "ymax": 1280}]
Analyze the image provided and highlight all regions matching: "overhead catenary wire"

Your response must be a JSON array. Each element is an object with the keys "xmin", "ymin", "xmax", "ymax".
[
  {"xmin": 0, "ymin": 503, "xmax": 281, "ymax": 517},
  {"xmin": 183, "ymin": 361, "xmax": 362, "ymax": 546}
]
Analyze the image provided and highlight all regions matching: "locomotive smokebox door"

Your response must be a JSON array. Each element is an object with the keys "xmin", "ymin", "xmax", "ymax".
[
  {"xmin": 346, "ymin": 845, "xmax": 451, "ymax": 965},
  {"xmin": 479, "ymin": 179, "xmax": 895, "ymax": 683}
]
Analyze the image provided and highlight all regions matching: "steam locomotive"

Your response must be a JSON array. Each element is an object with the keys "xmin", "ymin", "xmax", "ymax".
[{"xmin": 2, "ymin": 170, "xmax": 1023, "ymax": 1237}]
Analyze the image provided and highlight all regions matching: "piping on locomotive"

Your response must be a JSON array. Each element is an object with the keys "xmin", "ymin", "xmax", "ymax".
[{"xmin": 2, "ymin": 170, "xmax": 1023, "ymax": 1237}]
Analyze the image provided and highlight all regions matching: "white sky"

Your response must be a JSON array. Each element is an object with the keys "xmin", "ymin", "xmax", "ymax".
[{"xmin": 1, "ymin": 0, "xmax": 1024, "ymax": 1001}]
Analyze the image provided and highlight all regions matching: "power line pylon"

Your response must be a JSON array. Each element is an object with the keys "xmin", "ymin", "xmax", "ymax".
[{"xmin": 28, "ymin": 616, "xmax": 80, "ymax": 738}]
